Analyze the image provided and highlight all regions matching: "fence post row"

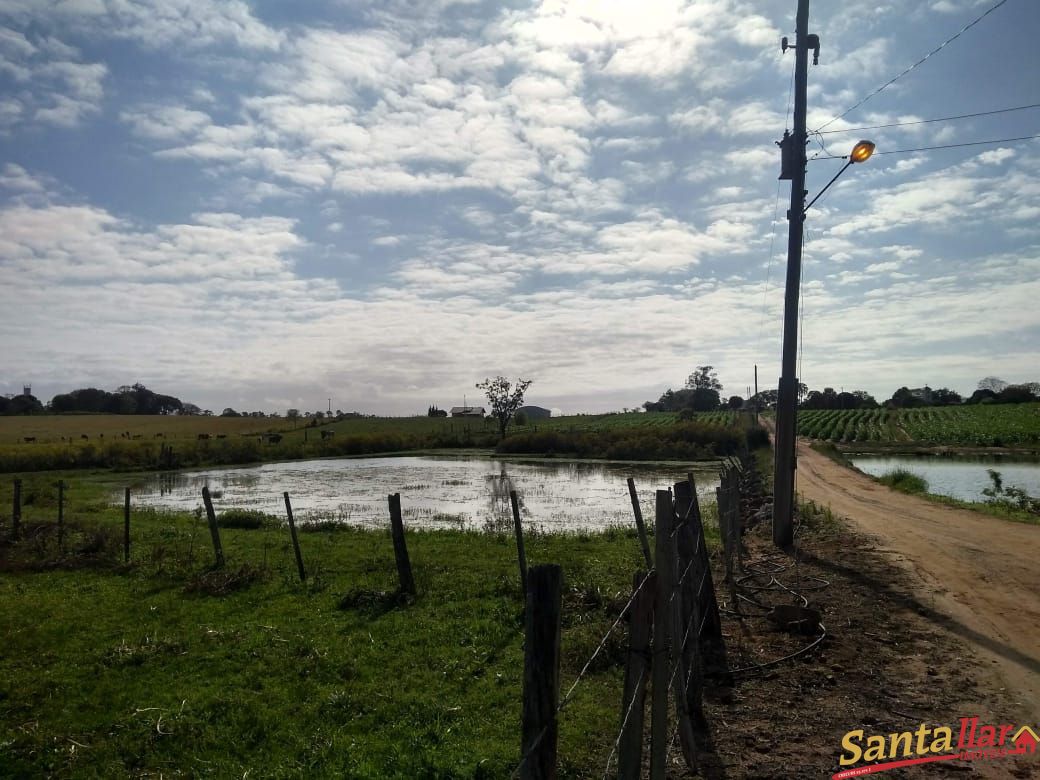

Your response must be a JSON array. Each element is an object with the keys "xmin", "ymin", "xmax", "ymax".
[
  {"xmin": 650, "ymin": 490, "xmax": 673, "ymax": 780},
  {"xmin": 626, "ymin": 477, "xmax": 653, "ymax": 569},
  {"xmin": 520, "ymin": 563, "xmax": 562, "ymax": 780},
  {"xmin": 12, "ymin": 478, "xmax": 21, "ymax": 540},
  {"xmin": 387, "ymin": 493, "xmax": 415, "ymax": 596},
  {"xmin": 57, "ymin": 480, "xmax": 65, "ymax": 550},
  {"xmin": 123, "ymin": 488, "xmax": 131, "ymax": 563},
  {"xmin": 617, "ymin": 570, "xmax": 655, "ymax": 780},
  {"xmin": 509, "ymin": 490, "xmax": 528, "ymax": 599},
  {"xmin": 673, "ymin": 479, "xmax": 729, "ymax": 684},
  {"xmin": 283, "ymin": 492, "xmax": 307, "ymax": 582},
  {"xmin": 200, "ymin": 486, "xmax": 225, "ymax": 569}
]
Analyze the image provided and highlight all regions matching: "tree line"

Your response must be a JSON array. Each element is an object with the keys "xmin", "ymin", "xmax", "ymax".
[
  {"xmin": 1, "ymin": 384, "xmax": 188, "ymax": 416},
  {"xmin": 645, "ymin": 367, "xmax": 1040, "ymax": 414}
]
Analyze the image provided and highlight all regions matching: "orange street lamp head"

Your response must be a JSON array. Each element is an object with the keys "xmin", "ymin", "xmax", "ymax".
[{"xmin": 850, "ymin": 140, "xmax": 876, "ymax": 163}]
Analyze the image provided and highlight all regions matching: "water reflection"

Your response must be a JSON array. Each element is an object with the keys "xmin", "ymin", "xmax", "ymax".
[
  {"xmin": 850, "ymin": 454, "xmax": 1040, "ymax": 503},
  {"xmin": 126, "ymin": 455, "xmax": 721, "ymax": 532}
]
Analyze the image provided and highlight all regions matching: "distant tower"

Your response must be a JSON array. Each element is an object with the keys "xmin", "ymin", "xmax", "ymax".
[{"xmin": 22, "ymin": 384, "xmax": 31, "ymax": 397}]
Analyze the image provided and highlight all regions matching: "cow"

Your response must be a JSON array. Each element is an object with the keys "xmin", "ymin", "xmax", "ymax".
[
  {"xmin": 23, "ymin": 436, "xmax": 36, "ymax": 443},
  {"xmin": 198, "ymin": 433, "xmax": 210, "ymax": 441},
  {"xmin": 320, "ymin": 430, "xmax": 335, "ymax": 440},
  {"xmin": 81, "ymin": 434, "xmax": 89, "ymax": 440},
  {"xmin": 265, "ymin": 433, "xmax": 282, "ymax": 444},
  {"xmin": 216, "ymin": 434, "xmax": 227, "ymax": 439},
  {"xmin": 154, "ymin": 433, "xmax": 164, "ymax": 438}
]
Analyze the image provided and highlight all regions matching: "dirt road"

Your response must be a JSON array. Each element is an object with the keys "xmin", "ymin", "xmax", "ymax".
[{"xmin": 793, "ymin": 439, "xmax": 1040, "ymax": 722}]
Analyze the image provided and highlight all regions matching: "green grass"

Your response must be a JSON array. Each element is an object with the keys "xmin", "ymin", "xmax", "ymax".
[
  {"xmin": 876, "ymin": 468, "xmax": 929, "ymax": 494},
  {"xmin": 0, "ymin": 472, "xmax": 674, "ymax": 778},
  {"xmin": 0, "ymin": 412, "xmax": 759, "ymax": 473}
]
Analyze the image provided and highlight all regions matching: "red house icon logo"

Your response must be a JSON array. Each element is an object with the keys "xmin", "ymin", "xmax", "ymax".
[{"xmin": 1012, "ymin": 725, "xmax": 1039, "ymax": 755}]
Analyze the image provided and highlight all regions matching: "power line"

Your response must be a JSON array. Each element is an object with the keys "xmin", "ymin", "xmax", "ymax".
[
  {"xmin": 808, "ymin": 133, "xmax": 1040, "ymax": 160},
  {"xmin": 816, "ymin": 102, "xmax": 1040, "ymax": 134},
  {"xmin": 813, "ymin": 0, "xmax": 1012, "ymax": 133}
]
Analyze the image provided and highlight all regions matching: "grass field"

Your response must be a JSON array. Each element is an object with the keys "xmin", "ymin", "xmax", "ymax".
[
  {"xmin": 0, "ymin": 473, "xmax": 672, "ymax": 777},
  {"xmin": 0, "ymin": 412, "xmax": 756, "ymax": 473},
  {"xmin": 796, "ymin": 403, "xmax": 1040, "ymax": 448}
]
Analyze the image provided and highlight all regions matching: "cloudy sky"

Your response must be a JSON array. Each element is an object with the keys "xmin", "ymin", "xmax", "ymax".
[{"xmin": 1, "ymin": 0, "xmax": 1038, "ymax": 415}]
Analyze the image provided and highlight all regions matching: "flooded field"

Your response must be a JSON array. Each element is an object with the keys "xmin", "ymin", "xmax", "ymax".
[
  {"xmin": 850, "ymin": 453, "xmax": 1040, "ymax": 503},
  {"xmin": 127, "ymin": 455, "xmax": 722, "ymax": 532}
]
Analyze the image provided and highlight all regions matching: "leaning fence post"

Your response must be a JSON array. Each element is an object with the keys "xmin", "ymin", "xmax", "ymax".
[
  {"xmin": 618, "ymin": 570, "xmax": 655, "ymax": 780},
  {"xmin": 57, "ymin": 480, "xmax": 65, "ymax": 550},
  {"xmin": 283, "ymin": 492, "xmax": 307, "ymax": 582},
  {"xmin": 123, "ymin": 488, "xmax": 131, "ymax": 563},
  {"xmin": 387, "ymin": 493, "xmax": 416, "ymax": 596},
  {"xmin": 674, "ymin": 478, "xmax": 729, "ymax": 683},
  {"xmin": 650, "ymin": 490, "xmax": 673, "ymax": 780},
  {"xmin": 520, "ymin": 563, "xmax": 562, "ymax": 780},
  {"xmin": 12, "ymin": 478, "xmax": 21, "ymax": 540},
  {"xmin": 627, "ymin": 477, "xmax": 653, "ymax": 569},
  {"xmin": 509, "ymin": 490, "xmax": 528, "ymax": 598},
  {"xmin": 201, "ymin": 486, "xmax": 225, "ymax": 568}
]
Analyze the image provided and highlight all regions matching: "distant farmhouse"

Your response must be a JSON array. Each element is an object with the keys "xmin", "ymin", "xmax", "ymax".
[
  {"xmin": 518, "ymin": 405, "xmax": 551, "ymax": 420},
  {"xmin": 450, "ymin": 406, "xmax": 486, "ymax": 418}
]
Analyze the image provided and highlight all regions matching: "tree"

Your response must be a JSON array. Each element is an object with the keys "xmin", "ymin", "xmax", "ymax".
[
  {"xmin": 287, "ymin": 409, "xmax": 300, "ymax": 428},
  {"xmin": 686, "ymin": 365, "xmax": 722, "ymax": 392},
  {"xmin": 997, "ymin": 384, "xmax": 1035, "ymax": 404},
  {"xmin": 683, "ymin": 366, "xmax": 722, "ymax": 411},
  {"xmin": 727, "ymin": 395, "xmax": 744, "ymax": 409},
  {"xmin": 978, "ymin": 376, "xmax": 1009, "ymax": 393},
  {"xmin": 931, "ymin": 388, "xmax": 962, "ymax": 405},
  {"xmin": 220, "ymin": 408, "xmax": 240, "ymax": 417},
  {"xmin": 476, "ymin": 376, "xmax": 533, "ymax": 438}
]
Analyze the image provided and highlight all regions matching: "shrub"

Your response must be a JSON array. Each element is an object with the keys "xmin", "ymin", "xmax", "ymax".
[{"xmin": 878, "ymin": 468, "xmax": 929, "ymax": 494}]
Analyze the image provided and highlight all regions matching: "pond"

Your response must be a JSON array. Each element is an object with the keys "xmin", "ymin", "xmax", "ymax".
[
  {"xmin": 126, "ymin": 455, "xmax": 723, "ymax": 533},
  {"xmin": 848, "ymin": 454, "xmax": 1040, "ymax": 503}
]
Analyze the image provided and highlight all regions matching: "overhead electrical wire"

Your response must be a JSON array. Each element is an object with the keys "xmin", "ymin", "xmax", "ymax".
[
  {"xmin": 813, "ymin": 0, "xmax": 1012, "ymax": 133},
  {"xmin": 816, "ymin": 102, "xmax": 1040, "ymax": 134},
  {"xmin": 809, "ymin": 133, "xmax": 1040, "ymax": 160}
]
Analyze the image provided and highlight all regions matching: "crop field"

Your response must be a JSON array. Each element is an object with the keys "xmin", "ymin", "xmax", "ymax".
[{"xmin": 796, "ymin": 403, "xmax": 1040, "ymax": 447}]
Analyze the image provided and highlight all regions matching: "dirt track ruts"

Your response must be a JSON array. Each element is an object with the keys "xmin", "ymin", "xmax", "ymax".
[{"xmin": 792, "ymin": 438, "xmax": 1040, "ymax": 722}]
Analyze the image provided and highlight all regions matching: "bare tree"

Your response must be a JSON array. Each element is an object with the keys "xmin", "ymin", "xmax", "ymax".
[
  {"xmin": 978, "ymin": 376, "xmax": 1009, "ymax": 393},
  {"xmin": 476, "ymin": 376, "xmax": 533, "ymax": 438}
]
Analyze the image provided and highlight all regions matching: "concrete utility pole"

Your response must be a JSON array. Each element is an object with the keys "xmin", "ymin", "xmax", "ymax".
[{"xmin": 773, "ymin": 0, "xmax": 814, "ymax": 549}]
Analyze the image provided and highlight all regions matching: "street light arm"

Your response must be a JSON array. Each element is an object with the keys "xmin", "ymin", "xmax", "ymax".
[{"xmin": 804, "ymin": 158, "xmax": 852, "ymax": 213}]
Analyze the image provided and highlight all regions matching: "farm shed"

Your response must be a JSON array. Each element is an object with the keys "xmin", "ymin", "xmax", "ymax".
[
  {"xmin": 450, "ymin": 406, "xmax": 486, "ymax": 417},
  {"xmin": 518, "ymin": 405, "xmax": 551, "ymax": 420}
]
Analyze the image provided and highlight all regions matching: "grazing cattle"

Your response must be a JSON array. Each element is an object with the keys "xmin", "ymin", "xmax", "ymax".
[
  {"xmin": 265, "ymin": 433, "xmax": 282, "ymax": 444},
  {"xmin": 23, "ymin": 436, "xmax": 36, "ymax": 443},
  {"xmin": 216, "ymin": 434, "xmax": 227, "ymax": 439},
  {"xmin": 198, "ymin": 433, "xmax": 210, "ymax": 441},
  {"xmin": 320, "ymin": 430, "xmax": 335, "ymax": 440},
  {"xmin": 81, "ymin": 434, "xmax": 89, "ymax": 440},
  {"xmin": 154, "ymin": 433, "xmax": 164, "ymax": 438},
  {"xmin": 132, "ymin": 434, "xmax": 143, "ymax": 439}
]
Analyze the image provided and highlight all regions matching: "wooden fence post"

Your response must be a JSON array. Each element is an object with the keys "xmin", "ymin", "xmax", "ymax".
[
  {"xmin": 12, "ymin": 478, "xmax": 21, "ymax": 540},
  {"xmin": 650, "ymin": 490, "xmax": 673, "ymax": 780},
  {"xmin": 627, "ymin": 477, "xmax": 653, "ymax": 569},
  {"xmin": 57, "ymin": 480, "xmax": 65, "ymax": 550},
  {"xmin": 123, "ymin": 488, "xmax": 131, "ymax": 563},
  {"xmin": 509, "ymin": 490, "xmax": 528, "ymax": 598},
  {"xmin": 283, "ymin": 492, "xmax": 306, "ymax": 582},
  {"xmin": 387, "ymin": 493, "xmax": 415, "ymax": 596},
  {"xmin": 674, "ymin": 479, "xmax": 729, "ymax": 683},
  {"xmin": 520, "ymin": 563, "xmax": 562, "ymax": 780},
  {"xmin": 201, "ymin": 486, "xmax": 225, "ymax": 568},
  {"xmin": 618, "ymin": 570, "xmax": 655, "ymax": 780}
]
